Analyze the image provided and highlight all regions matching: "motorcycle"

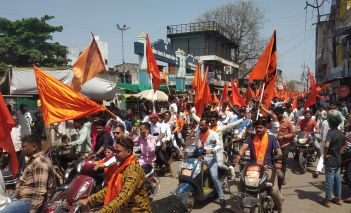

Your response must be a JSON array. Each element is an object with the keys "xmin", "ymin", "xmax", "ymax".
[
  {"xmin": 42, "ymin": 158, "xmax": 107, "ymax": 213},
  {"xmin": 341, "ymin": 140, "xmax": 351, "ymax": 185},
  {"xmin": 294, "ymin": 131, "xmax": 319, "ymax": 174},
  {"xmin": 175, "ymin": 145, "xmax": 231, "ymax": 212},
  {"xmin": 235, "ymin": 163, "xmax": 276, "ymax": 213}
]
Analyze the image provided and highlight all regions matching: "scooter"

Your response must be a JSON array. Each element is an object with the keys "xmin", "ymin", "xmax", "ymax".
[{"xmin": 175, "ymin": 145, "xmax": 231, "ymax": 212}]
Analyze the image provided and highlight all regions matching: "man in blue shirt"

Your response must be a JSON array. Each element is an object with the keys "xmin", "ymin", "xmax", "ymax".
[{"xmin": 234, "ymin": 117, "xmax": 283, "ymax": 213}]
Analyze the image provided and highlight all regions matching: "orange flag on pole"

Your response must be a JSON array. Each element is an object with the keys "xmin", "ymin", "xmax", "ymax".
[
  {"xmin": 204, "ymin": 81, "xmax": 212, "ymax": 105},
  {"xmin": 72, "ymin": 34, "xmax": 106, "ymax": 91},
  {"xmin": 195, "ymin": 67, "xmax": 208, "ymax": 117},
  {"xmin": 245, "ymin": 85, "xmax": 255, "ymax": 105},
  {"xmin": 162, "ymin": 68, "xmax": 169, "ymax": 85},
  {"xmin": 220, "ymin": 83, "xmax": 229, "ymax": 104},
  {"xmin": 303, "ymin": 69, "xmax": 317, "ymax": 109},
  {"xmin": 145, "ymin": 34, "xmax": 161, "ymax": 92},
  {"xmin": 249, "ymin": 31, "xmax": 276, "ymax": 82},
  {"xmin": 34, "ymin": 65, "xmax": 106, "ymax": 125},
  {"xmin": 213, "ymin": 92, "xmax": 219, "ymax": 106},
  {"xmin": 230, "ymin": 80, "xmax": 245, "ymax": 107},
  {"xmin": 262, "ymin": 75, "xmax": 277, "ymax": 109},
  {"xmin": 0, "ymin": 92, "xmax": 19, "ymax": 177},
  {"xmin": 192, "ymin": 64, "xmax": 201, "ymax": 90}
]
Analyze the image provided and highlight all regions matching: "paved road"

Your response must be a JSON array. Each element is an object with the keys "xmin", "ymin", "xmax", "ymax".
[{"xmin": 152, "ymin": 153, "xmax": 351, "ymax": 213}]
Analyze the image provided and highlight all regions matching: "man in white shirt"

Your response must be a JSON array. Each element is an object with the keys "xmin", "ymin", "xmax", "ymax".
[
  {"xmin": 10, "ymin": 114, "xmax": 25, "ymax": 172},
  {"xmin": 16, "ymin": 104, "xmax": 32, "ymax": 137},
  {"xmin": 168, "ymin": 95, "xmax": 178, "ymax": 117}
]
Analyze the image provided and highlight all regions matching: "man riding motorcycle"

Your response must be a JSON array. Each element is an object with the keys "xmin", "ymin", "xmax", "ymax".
[
  {"xmin": 296, "ymin": 110, "xmax": 321, "ymax": 156},
  {"xmin": 234, "ymin": 117, "xmax": 283, "ymax": 213},
  {"xmin": 78, "ymin": 138, "xmax": 151, "ymax": 212},
  {"xmin": 192, "ymin": 118, "xmax": 227, "ymax": 207}
]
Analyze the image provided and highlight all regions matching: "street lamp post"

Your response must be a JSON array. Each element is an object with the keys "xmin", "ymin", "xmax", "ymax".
[{"xmin": 115, "ymin": 24, "xmax": 130, "ymax": 64}]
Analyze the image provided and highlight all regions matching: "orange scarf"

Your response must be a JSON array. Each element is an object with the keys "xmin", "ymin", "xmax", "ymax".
[
  {"xmin": 211, "ymin": 125, "xmax": 218, "ymax": 132},
  {"xmin": 200, "ymin": 129, "xmax": 210, "ymax": 148},
  {"xmin": 103, "ymin": 155, "xmax": 137, "ymax": 206},
  {"xmin": 253, "ymin": 132, "xmax": 269, "ymax": 165}
]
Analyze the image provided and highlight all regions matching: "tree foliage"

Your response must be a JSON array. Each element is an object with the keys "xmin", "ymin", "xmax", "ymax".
[
  {"xmin": 0, "ymin": 15, "xmax": 68, "ymax": 67},
  {"xmin": 196, "ymin": 0, "xmax": 266, "ymax": 69}
]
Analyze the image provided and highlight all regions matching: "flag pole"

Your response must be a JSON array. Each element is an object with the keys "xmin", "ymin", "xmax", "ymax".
[
  {"xmin": 149, "ymin": 73, "xmax": 156, "ymax": 113},
  {"xmin": 256, "ymin": 82, "xmax": 266, "ymax": 120}
]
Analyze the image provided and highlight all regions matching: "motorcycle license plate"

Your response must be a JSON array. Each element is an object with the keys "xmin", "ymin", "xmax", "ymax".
[
  {"xmin": 181, "ymin": 169, "xmax": 192, "ymax": 176},
  {"xmin": 246, "ymin": 171, "xmax": 260, "ymax": 179}
]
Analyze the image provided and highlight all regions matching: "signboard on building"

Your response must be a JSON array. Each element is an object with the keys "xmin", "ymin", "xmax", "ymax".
[{"xmin": 134, "ymin": 39, "xmax": 198, "ymax": 70}]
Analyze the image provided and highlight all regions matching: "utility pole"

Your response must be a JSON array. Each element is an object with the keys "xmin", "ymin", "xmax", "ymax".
[
  {"xmin": 115, "ymin": 24, "xmax": 130, "ymax": 64},
  {"xmin": 305, "ymin": 0, "xmax": 326, "ymax": 85}
]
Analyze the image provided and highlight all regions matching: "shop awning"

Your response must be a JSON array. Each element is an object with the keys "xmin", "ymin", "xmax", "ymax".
[{"xmin": 117, "ymin": 83, "xmax": 176, "ymax": 93}]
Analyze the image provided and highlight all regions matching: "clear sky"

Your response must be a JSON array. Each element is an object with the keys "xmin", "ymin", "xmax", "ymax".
[{"xmin": 1, "ymin": 0, "xmax": 330, "ymax": 81}]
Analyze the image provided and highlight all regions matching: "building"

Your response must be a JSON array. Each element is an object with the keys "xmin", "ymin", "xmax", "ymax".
[
  {"xmin": 109, "ymin": 63, "xmax": 139, "ymax": 84},
  {"xmin": 167, "ymin": 21, "xmax": 239, "ymax": 88},
  {"xmin": 316, "ymin": 0, "xmax": 351, "ymax": 102}
]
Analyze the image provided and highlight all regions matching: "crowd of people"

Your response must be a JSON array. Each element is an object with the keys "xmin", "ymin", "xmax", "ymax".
[{"xmin": 0, "ymin": 94, "xmax": 351, "ymax": 213}]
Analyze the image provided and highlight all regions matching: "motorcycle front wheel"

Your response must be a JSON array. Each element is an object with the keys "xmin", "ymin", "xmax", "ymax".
[{"xmin": 298, "ymin": 152, "xmax": 307, "ymax": 174}]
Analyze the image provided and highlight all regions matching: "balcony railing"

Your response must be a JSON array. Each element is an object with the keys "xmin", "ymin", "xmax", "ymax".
[{"xmin": 167, "ymin": 21, "xmax": 235, "ymax": 44}]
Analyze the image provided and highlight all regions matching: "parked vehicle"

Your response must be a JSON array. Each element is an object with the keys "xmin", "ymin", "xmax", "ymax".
[{"xmin": 175, "ymin": 145, "xmax": 231, "ymax": 212}]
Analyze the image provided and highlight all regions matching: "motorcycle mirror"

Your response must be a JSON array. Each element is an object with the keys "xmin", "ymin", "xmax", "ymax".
[
  {"xmin": 234, "ymin": 177, "xmax": 241, "ymax": 183},
  {"xmin": 266, "ymin": 182, "xmax": 273, "ymax": 188}
]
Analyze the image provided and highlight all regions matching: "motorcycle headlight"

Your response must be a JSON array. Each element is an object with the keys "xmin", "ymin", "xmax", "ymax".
[
  {"xmin": 244, "ymin": 170, "xmax": 260, "ymax": 187},
  {"xmin": 77, "ymin": 161, "xmax": 83, "ymax": 173},
  {"xmin": 298, "ymin": 139, "xmax": 307, "ymax": 144},
  {"xmin": 74, "ymin": 181, "xmax": 90, "ymax": 200}
]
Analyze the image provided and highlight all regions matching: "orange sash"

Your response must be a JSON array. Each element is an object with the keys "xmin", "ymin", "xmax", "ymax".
[
  {"xmin": 200, "ymin": 129, "xmax": 210, "ymax": 148},
  {"xmin": 253, "ymin": 132, "xmax": 269, "ymax": 165},
  {"xmin": 211, "ymin": 125, "xmax": 218, "ymax": 132},
  {"xmin": 103, "ymin": 154, "xmax": 137, "ymax": 206}
]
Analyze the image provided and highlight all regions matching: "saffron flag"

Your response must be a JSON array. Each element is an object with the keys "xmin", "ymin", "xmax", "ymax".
[
  {"xmin": 204, "ymin": 81, "xmax": 212, "ymax": 105},
  {"xmin": 145, "ymin": 34, "xmax": 161, "ymax": 92},
  {"xmin": 162, "ymin": 68, "xmax": 169, "ymax": 85},
  {"xmin": 34, "ymin": 65, "xmax": 106, "ymax": 125},
  {"xmin": 192, "ymin": 64, "xmax": 201, "ymax": 90},
  {"xmin": 0, "ymin": 92, "xmax": 19, "ymax": 177},
  {"xmin": 220, "ymin": 83, "xmax": 229, "ymax": 104},
  {"xmin": 230, "ymin": 80, "xmax": 245, "ymax": 107},
  {"xmin": 249, "ymin": 31, "xmax": 276, "ymax": 82},
  {"xmin": 72, "ymin": 34, "xmax": 106, "ymax": 91},
  {"xmin": 303, "ymin": 69, "xmax": 317, "ymax": 109},
  {"xmin": 194, "ymin": 67, "xmax": 208, "ymax": 117},
  {"xmin": 213, "ymin": 92, "xmax": 219, "ymax": 106},
  {"xmin": 246, "ymin": 85, "xmax": 255, "ymax": 105},
  {"xmin": 262, "ymin": 75, "xmax": 277, "ymax": 110}
]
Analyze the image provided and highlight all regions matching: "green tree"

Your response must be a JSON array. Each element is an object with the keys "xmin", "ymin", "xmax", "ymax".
[
  {"xmin": 196, "ymin": 0, "xmax": 266, "ymax": 69},
  {"xmin": 0, "ymin": 15, "xmax": 68, "ymax": 67}
]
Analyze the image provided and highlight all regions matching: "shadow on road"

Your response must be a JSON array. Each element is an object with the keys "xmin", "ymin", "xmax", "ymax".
[{"xmin": 295, "ymin": 189, "xmax": 323, "ymax": 203}]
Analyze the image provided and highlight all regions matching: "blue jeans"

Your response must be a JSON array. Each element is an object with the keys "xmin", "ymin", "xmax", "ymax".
[
  {"xmin": 0, "ymin": 196, "xmax": 31, "ymax": 213},
  {"xmin": 206, "ymin": 158, "xmax": 224, "ymax": 199},
  {"xmin": 325, "ymin": 166, "xmax": 341, "ymax": 200}
]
